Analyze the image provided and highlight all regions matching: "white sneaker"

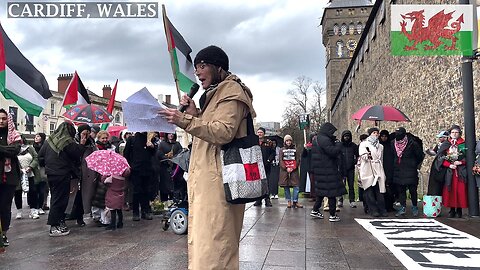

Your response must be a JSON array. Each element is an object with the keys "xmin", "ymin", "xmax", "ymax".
[
  {"xmin": 29, "ymin": 209, "xmax": 40, "ymax": 219},
  {"xmin": 37, "ymin": 208, "xmax": 45, "ymax": 215},
  {"xmin": 15, "ymin": 212, "xmax": 22, "ymax": 219}
]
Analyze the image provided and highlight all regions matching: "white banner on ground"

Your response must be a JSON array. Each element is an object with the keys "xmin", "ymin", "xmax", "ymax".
[{"xmin": 356, "ymin": 219, "xmax": 480, "ymax": 270}]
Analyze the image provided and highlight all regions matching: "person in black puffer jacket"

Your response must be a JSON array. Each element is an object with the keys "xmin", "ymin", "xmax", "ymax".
[{"xmin": 310, "ymin": 122, "xmax": 346, "ymax": 222}]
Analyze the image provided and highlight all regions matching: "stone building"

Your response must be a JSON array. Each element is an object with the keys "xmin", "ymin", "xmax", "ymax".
[
  {"xmin": 321, "ymin": 0, "xmax": 374, "ymax": 119},
  {"xmin": 323, "ymin": 0, "xmax": 480, "ymax": 188}
]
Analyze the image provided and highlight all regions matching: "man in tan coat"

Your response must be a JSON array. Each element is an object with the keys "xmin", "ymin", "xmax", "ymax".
[{"xmin": 160, "ymin": 45, "xmax": 256, "ymax": 270}]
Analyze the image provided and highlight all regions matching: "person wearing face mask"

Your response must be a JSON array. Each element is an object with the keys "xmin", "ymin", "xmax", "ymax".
[
  {"xmin": 358, "ymin": 128, "xmax": 388, "ymax": 217},
  {"xmin": 392, "ymin": 127, "xmax": 425, "ymax": 217},
  {"xmin": 441, "ymin": 125, "xmax": 467, "ymax": 218},
  {"xmin": 159, "ymin": 45, "xmax": 257, "ymax": 269}
]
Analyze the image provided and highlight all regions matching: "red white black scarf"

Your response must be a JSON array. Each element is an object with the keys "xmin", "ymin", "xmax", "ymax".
[{"xmin": 394, "ymin": 136, "xmax": 408, "ymax": 162}]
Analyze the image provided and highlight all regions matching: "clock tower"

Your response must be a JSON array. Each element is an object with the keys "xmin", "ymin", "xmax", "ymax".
[{"xmin": 321, "ymin": 0, "xmax": 373, "ymax": 119}]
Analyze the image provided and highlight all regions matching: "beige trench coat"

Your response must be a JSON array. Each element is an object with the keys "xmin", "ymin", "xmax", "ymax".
[
  {"xmin": 358, "ymin": 140, "xmax": 386, "ymax": 193},
  {"xmin": 177, "ymin": 74, "xmax": 256, "ymax": 270}
]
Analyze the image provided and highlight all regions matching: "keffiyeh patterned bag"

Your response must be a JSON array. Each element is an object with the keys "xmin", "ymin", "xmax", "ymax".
[{"xmin": 221, "ymin": 113, "xmax": 268, "ymax": 204}]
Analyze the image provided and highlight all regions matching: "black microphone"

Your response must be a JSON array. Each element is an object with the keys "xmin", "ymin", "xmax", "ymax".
[
  {"xmin": 178, "ymin": 83, "xmax": 200, "ymax": 113},
  {"xmin": 365, "ymin": 147, "xmax": 372, "ymax": 159}
]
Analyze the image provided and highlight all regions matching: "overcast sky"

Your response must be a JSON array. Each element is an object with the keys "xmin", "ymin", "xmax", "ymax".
[{"xmin": 0, "ymin": 0, "xmax": 329, "ymax": 122}]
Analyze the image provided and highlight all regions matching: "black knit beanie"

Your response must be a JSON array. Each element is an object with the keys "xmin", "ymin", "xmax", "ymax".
[
  {"xmin": 77, "ymin": 124, "xmax": 91, "ymax": 134},
  {"xmin": 367, "ymin": 127, "xmax": 379, "ymax": 135},
  {"xmin": 194, "ymin": 45, "xmax": 229, "ymax": 71}
]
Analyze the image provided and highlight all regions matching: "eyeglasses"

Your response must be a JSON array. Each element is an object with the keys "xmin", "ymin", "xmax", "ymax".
[{"xmin": 194, "ymin": 63, "xmax": 208, "ymax": 72}]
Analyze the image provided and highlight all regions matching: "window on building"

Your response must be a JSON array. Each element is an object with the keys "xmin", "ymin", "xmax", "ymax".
[
  {"xmin": 25, "ymin": 114, "xmax": 34, "ymax": 133},
  {"xmin": 356, "ymin": 22, "xmax": 363, "ymax": 34},
  {"xmin": 348, "ymin": 9, "xmax": 354, "ymax": 15},
  {"xmin": 336, "ymin": 9, "xmax": 342, "ymax": 16},
  {"xmin": 115, "ymin": 113, "xmax": 121, "ymax": 124},
  {"xmin": 333, "ymin": 24, "xmax": 339, "ymax": 35},
  {"xmin": 341, "ymin": 24, "xmax": 347, "ymax": 35},
  {"xmin": 349, "ymin": 23, "xmax": 355, "ymax": 35},
  {"xmin": 8, "ymin": 106, "xmax": 18, "ymax": 129},
  {"xmin": 49, "ymin": 122, "xmax": 56, "ymax": 134},
  {"xmin": 50, "ymin": 103, "xmax": 55, "ymax": 115}
]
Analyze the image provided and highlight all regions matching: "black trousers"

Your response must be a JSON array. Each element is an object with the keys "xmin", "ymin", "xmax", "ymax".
[
  {"xmin": 340, "ymin": 169, "xmax": 355, "ymax": 203},
  {"xmin": 398, "ymin": 184, "xmax": 418, "ymax": 207},
  {"xmin": 0, "ymin": 184, "xmax": 16, "ymax": 231},
  {"xmin": 70, "ymin": 189, "xmax": 84, "ymax": 221},
  {"xmin": 384, "ymin": 182, "xmax": 397, "ymax": 212},
  {"xmin": 14, "ymin": 189, "xmax": 23, "ymax": 209},
  {"xmin": 27, "ymin": 179, "xmax": 46, "ymax": 209},
  {"xmin": 47, "ymin": 175, "xmax": 71, "ymax": 226},
  {"xmin": 364, "ymin": 185, "xmax": 386, "ymax": 215},
  {"xmin": 313, "ymin": 196, "xmax": 336, "ymax": 217},
  {"xmin": 131, "ymin": 170, "xmax": 152, "ymax": 215}
]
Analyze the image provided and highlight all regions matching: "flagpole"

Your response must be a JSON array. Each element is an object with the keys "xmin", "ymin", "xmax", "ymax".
[
  {"xmin": 56, "ymin": 72, "xmax": 76, "ymax": 127},
  {"xmin": 162, "ymin": 5, "xmax": 182, "ymax": 103}
]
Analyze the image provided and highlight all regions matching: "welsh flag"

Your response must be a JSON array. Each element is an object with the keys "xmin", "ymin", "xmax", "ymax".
[
  {"xmin": 391, "ymin": 5, "xmax": 474, "ymax": 56},
  {"xmin": 162, "ymin": 6, "xmax": 196, "ymax": 93},
  {"xmin": 62, "ymin": 71, "xmax": 91, "ymax": 108},
  {"xmin": 0, "ymin": 23, "xmax": 52, "ymax": 116}
]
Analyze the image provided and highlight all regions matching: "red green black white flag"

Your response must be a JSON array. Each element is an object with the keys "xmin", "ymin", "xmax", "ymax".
[
  {"xmin": 62, "ymin": 71, "xmax": 91, "ymax": 108},
  {"xmin": 162, "ymin": 6, "xmax": 196, "ymax": 93},
  {"xmin": 0, "ymin": 23, "xmax": 52, "ymax": 116}
]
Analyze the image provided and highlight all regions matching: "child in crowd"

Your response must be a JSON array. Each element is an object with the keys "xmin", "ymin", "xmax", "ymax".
[{"xmin": 102, "ymin": 168, "xmax": 130, "ymax": 230}]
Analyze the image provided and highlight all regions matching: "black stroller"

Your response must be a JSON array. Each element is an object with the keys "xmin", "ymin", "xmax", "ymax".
[{"xmin": 162, "ymin": 149, "xmax": 189, "ymax": 234}]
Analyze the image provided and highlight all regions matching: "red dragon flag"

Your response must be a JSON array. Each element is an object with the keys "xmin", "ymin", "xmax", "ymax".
[{"xmin": 391, "ymin": 5, "xmax": 474, "ymax": 56}]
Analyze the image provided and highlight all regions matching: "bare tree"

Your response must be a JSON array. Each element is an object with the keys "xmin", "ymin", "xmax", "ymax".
[
  {"xmin": 309, "ymin": 82, "xmax": 327, "ymax": 133},
  {"xmin": 287, "ymin": 76, "xmax": 312, "ymax": 114},
  {"xmin": 281, "ymin": 76, "xmax": 327, "ymax": 143}
]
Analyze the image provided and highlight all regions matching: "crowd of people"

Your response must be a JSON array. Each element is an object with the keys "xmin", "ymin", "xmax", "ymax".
[
  {"xmin": 0, "ymin": 112, "xmax": 186, "ymax": 246},
  {"xmin": 0, "ymin": 44, "xmax": 474, "ymax": 269}
]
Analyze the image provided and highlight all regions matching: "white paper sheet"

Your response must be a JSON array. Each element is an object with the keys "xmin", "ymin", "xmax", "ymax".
[{"xmin": 122, "ymin": 87, "xmax": 176, "ymax": 133}]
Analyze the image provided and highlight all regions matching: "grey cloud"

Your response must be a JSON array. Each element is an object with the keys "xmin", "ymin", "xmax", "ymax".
[{"xmin": 3, "ymin": 1, "xmax": 327, "ymax": 89}]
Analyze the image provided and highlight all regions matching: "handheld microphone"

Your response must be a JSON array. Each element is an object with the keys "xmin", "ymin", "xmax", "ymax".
[
  {"xmin": 365, "ymin": 147, "xmax": 372, "ymax": 159},
  {"xmin": 178, "ymin": 83, "xmax": 200, "ymax": 113}
]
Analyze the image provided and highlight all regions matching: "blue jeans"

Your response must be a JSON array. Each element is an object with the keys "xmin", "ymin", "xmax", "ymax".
[{"xmin": 284, "ymin": 187, "xmax": 299, "ymax": 202}]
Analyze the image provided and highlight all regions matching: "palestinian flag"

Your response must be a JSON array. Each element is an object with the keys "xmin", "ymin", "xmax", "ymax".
[
  {"xmin": 0, "ymin": 23, "xmax": 52, "ymax": 116},
  {"xmin": 62, "ymin": 71, "xmax": 91, "ymax": 108},
  {"xmin": 162, "ymin": 6, "xmax": 196, "ymax": 93},
  {"xmin": 391, "ymin": 5, "xmax": 474, "ymax": 56},
  {"xmin": 101, "ymin": 79, "xmax": 118, "ymax": 130}
]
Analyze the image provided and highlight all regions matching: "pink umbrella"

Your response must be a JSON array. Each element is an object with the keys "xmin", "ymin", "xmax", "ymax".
[{"xmin": 85, "ymin": 150, "xmax": 130, "ymax": 176}]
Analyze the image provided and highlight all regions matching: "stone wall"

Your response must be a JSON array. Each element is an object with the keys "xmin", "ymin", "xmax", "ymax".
[{"xmin": 330, "ymin": 0, "xmax": 480, "ymax": 189}]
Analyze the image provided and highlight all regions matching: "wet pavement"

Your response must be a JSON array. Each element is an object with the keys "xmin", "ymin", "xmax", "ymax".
[{"xmin": 2, "ymin": 198, "xmax": 479, "ymax": 270}]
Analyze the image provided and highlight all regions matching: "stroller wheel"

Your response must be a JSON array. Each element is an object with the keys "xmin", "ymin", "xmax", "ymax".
[{"xmin": 171, "ymin": 209, "xmax": 188, "ymax": 235}]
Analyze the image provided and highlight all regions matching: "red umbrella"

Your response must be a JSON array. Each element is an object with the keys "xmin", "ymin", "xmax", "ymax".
[
  {"xmin": 352, "ymin": 105, "xmax": 411, "ymax": 122},
  {"xmin": 107, "ymin": 126, "xmax": 127, "ymax": 138},
  {"xmin": 63, "ymin": 104, "xmax": 113, "ymax": 124},
  {"xmin": 85, "ymin": 150, "xmax": 130, "ymax": 176}
]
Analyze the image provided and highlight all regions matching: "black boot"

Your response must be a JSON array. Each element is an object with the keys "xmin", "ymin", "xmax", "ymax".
[
  {"xmin": 106, "ymin": 211, "xmax": 116, "ymax": 230},
  {"xmin": 456, "ymin": 208, "xmax": 462, "ymax": 218},
  {"xmin": 117, "ymin": 210, "xmax": 123, "ymax": 229},
  {"xmin": 448, "ymin": 208, "xmax": 456, "ymax": 218},
  {"xmin": 265, "ymin": 197, "xmax": 273, "ymax": 207},
  {"xmin": 253, "ymin": 200, "xmax": 262, "ymax": 206}
]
